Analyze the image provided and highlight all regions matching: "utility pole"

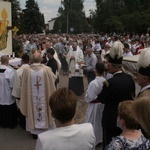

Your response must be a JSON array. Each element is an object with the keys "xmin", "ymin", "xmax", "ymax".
[{"xmin": 66, "ymin": 0, "xmax": 70, "ymax": 34}]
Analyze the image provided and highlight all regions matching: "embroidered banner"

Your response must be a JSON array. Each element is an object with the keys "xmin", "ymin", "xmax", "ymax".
[{"xmin": 0, "ymin": 1, "xmax": 12, "ymax": 55}]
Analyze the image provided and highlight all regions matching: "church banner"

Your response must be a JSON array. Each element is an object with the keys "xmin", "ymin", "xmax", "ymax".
[{"xmin": 0, "ymin": 1, "xmax": 12, "ymax": 55}]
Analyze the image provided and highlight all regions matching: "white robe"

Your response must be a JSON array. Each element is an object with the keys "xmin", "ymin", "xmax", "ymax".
[
  {"xmin": 0, "ymin": 64, "xmax": 18, "ymax": 128},
  {"xmin": 0, "ymin": 65, "xmax": 15, "ymax": 105},
  {"xmin": 36, "ymin": 123, "xmax": 96, "ymax": 150},
  {"xmin": 85, "ymin": 76, "xmax": 105, "ymax": 145},
  {"xmin": 66, "ymin": 46, "xmax": 84, "ymax": 77},
  {"xmin": 12, "ymin": 64, "xmax": 30, "ymax": 108}
]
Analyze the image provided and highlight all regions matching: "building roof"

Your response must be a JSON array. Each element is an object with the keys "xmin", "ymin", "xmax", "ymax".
[{"xmin": 47, "ymin": 17, "xmax": 58, "ymax": 22}]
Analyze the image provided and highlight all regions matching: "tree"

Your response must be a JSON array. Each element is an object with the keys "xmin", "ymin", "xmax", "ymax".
[
  {"xmin": 105, "ymin": 16, "xmax": 125, "ymax": 33},
  {"xmin": 53, "ymin": 17, "xmax": 62, "ymax": 33},
  {"xmin": 123, "ymin": 0, "xmax": 141, "ymax": 13},
  {"xmin": 93, "ymin": 0, "xmax": 150, "ymax": 34},
  {"xmin": 21, "ymin": 0, "xmax": 45, "ymax": 34},
  {"xmin": 54, "ymin": 0, "xmax": 91, "ymax": 34},
  {"xmin": 140, "ymin": 0, "xmax": 150, "ymax": 11}
]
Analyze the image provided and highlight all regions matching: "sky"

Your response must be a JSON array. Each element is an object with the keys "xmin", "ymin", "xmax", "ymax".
[{"xmin": 19, "ymin": 0, "xmax": 96, "ymax": 22}]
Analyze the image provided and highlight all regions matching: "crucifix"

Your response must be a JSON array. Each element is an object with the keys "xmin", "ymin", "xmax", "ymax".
[{"xmin": 34, "ymin": 76, "xmax": 42, "ymax": 94}]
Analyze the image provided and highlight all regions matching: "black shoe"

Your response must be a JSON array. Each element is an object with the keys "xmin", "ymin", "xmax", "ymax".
[{"xmin": 32, "ymin": 134, "xmax": 38, "ymax": 140}]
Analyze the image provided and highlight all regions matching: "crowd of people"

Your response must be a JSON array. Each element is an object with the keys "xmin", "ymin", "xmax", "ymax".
[{"xmin": 0, "ymin": 32, "xmax": 150, "ymax": 150}]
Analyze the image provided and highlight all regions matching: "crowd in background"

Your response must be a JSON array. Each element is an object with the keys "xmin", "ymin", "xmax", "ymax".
[
  {"xmin": 1, "ymin": 32, "xmax": 150, "ymax": 150},
  {"xmin": 16, "ymin": 32, "xmax": 150, "ymax": 59}
]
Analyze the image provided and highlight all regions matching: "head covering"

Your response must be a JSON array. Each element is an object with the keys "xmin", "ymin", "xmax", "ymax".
[
  {"xmin": 137, "ymin": 48, "xmax": 150, "ymax": 76},
  {"xmin": 108, "ymin": 41, "xmax": 124, "ymax": 64}
]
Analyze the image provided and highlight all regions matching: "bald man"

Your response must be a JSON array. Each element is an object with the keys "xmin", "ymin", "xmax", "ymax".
[
  {"xmin": 20, "ymin": 52, "xmax": 56, "ymax": 139},
  {"xmin": 1, "ymin": 55, "xmax": 9, "ymax": 65},
  {"xmin": 0, "ymin": 55, "xmax": 18, "ymax": 128}
]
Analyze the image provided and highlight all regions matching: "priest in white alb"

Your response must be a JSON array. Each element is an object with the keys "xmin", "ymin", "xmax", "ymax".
[{"xmin": 66, "ymin": 40, "xmax": 84, "ymax": 96}]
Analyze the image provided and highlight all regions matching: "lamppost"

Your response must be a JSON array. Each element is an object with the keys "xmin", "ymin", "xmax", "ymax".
[
  {"xmin": 66, "ymin": 0, "xmax": 71, "ymax": 34},
  {"xmin": 66, "ymin": 0, "xmax": 70, "ymax": 34}
]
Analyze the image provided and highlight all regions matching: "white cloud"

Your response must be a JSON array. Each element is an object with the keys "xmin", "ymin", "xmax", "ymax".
[
  {"xmin": 42, "ymin": 0, "xmax": 61, "ymax": 4},
  {"xmin": 84, "ymin": 0, "xmax": 96, "ymax": 16},
  {"xmin": 20, "ymin": 0, "xmax": 96, "ymax": 22}
]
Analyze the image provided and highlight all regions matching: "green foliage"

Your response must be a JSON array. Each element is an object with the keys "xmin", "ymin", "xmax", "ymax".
[
  {"xmin": 20, "ymin": 0, "xmax": 45, "ymax": 34},
  {"xmin": 93, "ymin": 0, "xmax": 150, "ymax": 34},
  {"xmin": 6, "ymin": 0, "xmax": 44, "ymax": 34},
  {"xmin": 12, "ymin": 37, "xmax": 23, "ymax": 57},
  {"xmin": 53, "ymin": 18, "xmax": 62, "ymax": 33},
  {"xmin": 54, "ymin": 0, "xmax": 92, "ymax": 33},
  {"xmin": 105, "ymin": 16, "xmax": 125, "ymax": 33}
]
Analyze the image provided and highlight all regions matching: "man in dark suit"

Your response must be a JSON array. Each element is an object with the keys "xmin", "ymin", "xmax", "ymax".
[
  {"xmin": 47, "ymin": 48, "xmax": 59, "ymax": 88},
  {"xmin": 97, "ymin": 41, "xmax": 135, "ymax": 149}
]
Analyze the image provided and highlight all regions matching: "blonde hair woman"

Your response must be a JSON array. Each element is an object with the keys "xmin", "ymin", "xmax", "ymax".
[{"xmin": 132, "ymin": 96, "xmax": 150, "ymax": 136}]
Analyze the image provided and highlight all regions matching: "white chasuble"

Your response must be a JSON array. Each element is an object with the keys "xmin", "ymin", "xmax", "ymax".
[{"xmin": 31, "ymin": 69, "xmax": 47, "ymax": 129}]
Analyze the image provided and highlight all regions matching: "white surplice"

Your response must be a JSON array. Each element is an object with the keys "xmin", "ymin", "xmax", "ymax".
[
  {"xmin": 12, "ymin": 64, "xmax": 30, "ymax": 108},
  {"xmin": 0, "ymin": 65, "xmax": 18, "ymax": 128},
  {"xmin": 36, "ymin": 123, "xmax": 96, "ymax": 150},
  {"xmin": 66, "ymin": 46, "xmax": 84, "ymax": 77},
  {"xmin": 0, "ymin": 65, "xmax": 15, "ymax": 105},
  {"xmin": 85, "ymin": 76, "xmax": 105, "ymax": 145}
]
